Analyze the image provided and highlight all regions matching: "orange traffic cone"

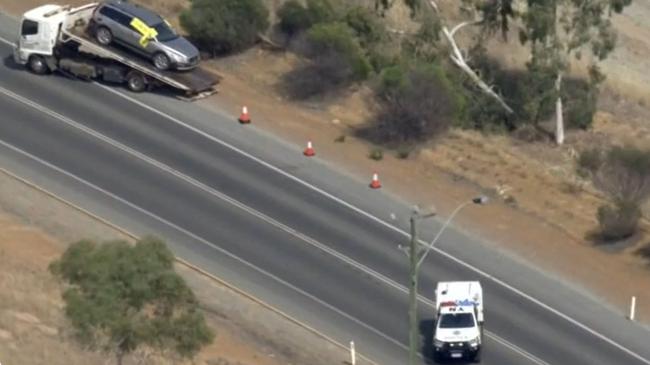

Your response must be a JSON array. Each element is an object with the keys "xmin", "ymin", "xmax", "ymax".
[
  {"xmin": 238, "ymin": 106, "xmax": 251, "ymax": 124},
  {"xmin": 303, "ymin": 141, "xmax": 315, "ymax": 156},
  {"xmin": 369, "ymin": 172, "xmax": 381, "ymax": 189}
]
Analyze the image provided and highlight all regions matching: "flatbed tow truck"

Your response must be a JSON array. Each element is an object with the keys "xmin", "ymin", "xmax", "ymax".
[{"xmin": 13, "ymin": 3, "xmax": 220, "ymax": 99}]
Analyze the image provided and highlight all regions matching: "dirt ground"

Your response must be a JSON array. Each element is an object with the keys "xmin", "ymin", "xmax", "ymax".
[
  {"xmin": 0, "ymin": 1, "xmax": 649, "ymax": 361},
  {"xmin": 0, "ymin": 178, "xmax": 284, "ymax": 365},
  {"xmin": 0, "ymin": 217, "xmax": 289, "ymax": 365}
]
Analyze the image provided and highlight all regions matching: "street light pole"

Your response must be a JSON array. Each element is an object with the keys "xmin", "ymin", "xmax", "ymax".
[
  {"xmin": 406, "ymin": 196, "xmax": 488, "ymax": 365},
  {"xmin": 408, "ymin": 214, "xmax": 420, "ymax": 365}
]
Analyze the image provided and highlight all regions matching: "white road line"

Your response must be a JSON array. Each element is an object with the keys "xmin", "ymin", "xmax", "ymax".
[
  {"xmin": 0, "ymin": 35, "xmax": 13, "ymax": 46},
  {"xmin": 488, "ymin": 334, "xmax": 551, "ymax": 365},
  {"xmin": 1, "ymin": 33, "xmax": 648, "ymax": 364},
  {"xmin": 0, "ymin": 85, "xmax": 547, "ymax": 365},
  {"xmin": 0, "ymin": 136, "xmax": 407, "ymax": 360},
  {"xmin": 93, "ymin": 85, "xmax": 650, "ymax": 365}
]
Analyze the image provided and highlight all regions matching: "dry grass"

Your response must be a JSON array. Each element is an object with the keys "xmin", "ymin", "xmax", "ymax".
[
  {"xmin": 0, "ymin": 212, "xmax": 292, "ymax": 365},
  {"xmin": 0, "ymin": 217, "xmax": 108, "ymax": 365}
]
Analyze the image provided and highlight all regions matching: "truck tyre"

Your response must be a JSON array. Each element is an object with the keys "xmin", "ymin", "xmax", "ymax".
[
  {"xmin": 432, "ymin": 352, "xmax": 442, "ymax": 364},
  {"xmin": 152, "ymin": 52, "xmax": 171, "ymax": 71},
  {"xmin": 28, "ymin": 55, "xmax": 48, "ymax": 75},
  {"xmin": 95, "ymin": 26, "xmax": 113, "ymax": 46},
  {"xmin": 126, "ymin": 71, "xmax": 146, "ymax": 92}
]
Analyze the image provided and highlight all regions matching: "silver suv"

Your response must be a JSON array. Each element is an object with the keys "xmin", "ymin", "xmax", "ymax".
[{"xmin": 90, "ymin": 0, "xmax": 199, "ymax": 70}]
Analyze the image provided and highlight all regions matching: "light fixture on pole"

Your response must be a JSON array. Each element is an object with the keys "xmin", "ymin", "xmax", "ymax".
[{"xmin": 406, "ymin": 196, "xmax": 488, "ymax": 365}]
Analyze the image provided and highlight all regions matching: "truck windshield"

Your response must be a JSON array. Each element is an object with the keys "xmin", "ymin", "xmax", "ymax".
[
  {"xmin": 21, "ymin": 19, "xmax": 38, "ymax": 36},
  {"xmin": 438, "ymin": 313, "xmax": 475, "ymax": 328},
  {"xmin": 153, "ymin": 22, "xmax": 178, "ymax": 42}
]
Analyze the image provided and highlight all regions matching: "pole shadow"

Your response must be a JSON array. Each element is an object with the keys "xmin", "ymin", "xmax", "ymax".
[
  {"xmin": 420, "ymin": 318, "xmax": 436, "ymax": 363},
  {"xmin": 3, "ymin": 54, "xmax": 24, "ymax": 70}
]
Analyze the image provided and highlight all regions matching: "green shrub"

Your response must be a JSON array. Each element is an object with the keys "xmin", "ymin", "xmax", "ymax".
[
  {"xmin": 305, "ymin": 22, "xmax": 371, "ymax": 80},
  {"xmin": 49, "ymin": 237, "xmax": 214, "ymax": 363},
  {"xmin": 588, "ymin": 146, "xmax": 650, "ymax": 242},
  {"xmin": 369, "ymin": 148, "xmax": 384, "ymax": 160},
  {"xmin": 277, "ymin": 0, "xmax": 336, "ymax": 36},
  {"xmin": 461, "ymin": 45, "xmax": 598, "ymax": 132},
  {"xmin": 282, "ymin": 22, "xmax": 371, "ymax": 99},
  {"xmin": 367, "ymin": 46, "xmax": 399, "ymax": 73},
  {"xmin": 180, "ymin": 0, "xmax": 269, "ymax": 54},
  {"xmin": 396, "ymin": 145, "xmax": 412, "ymax": 159},
  {"xmin": 378, "ymin": 64, "xmax": 406, "ymax": 93},
  {"xmin": 306, "ymin": 0, "xmax": 337, "ymax": 24},
  {"xmin": 357, "ymin": 63, "xmax": 465, "ymax": 145},
  {"xmin": 344, "ymin": 6, "xmax": 385, "ymax": 47},
  {"xmin": 564, "ymin": 82, "xmax": 598, "ymax": 130},
  {"xmin": 597, "ymin": 202, "xmax": 641, "ymax": 241},
  {"xmin": 281, "ymin": 52, "xmax": 354, "ymax": 99},
  {"xmin": 460, "ymin": 87, "xmax": 515, "ymax": 132},
  {"xmin": 401, "ymin": 14, "xmax": 441, "ymax": 63},
  {"xmin": 576, "ymin": 148, "xmax": 604, "ymax": 178},
  {"xmin": 343, "ymin": 6, "xmax": 392, "ymax": 73},
  {"xmin": 593, "ymin": 146, "xmax": 650, "ymax": 204},
  {"xmin": 277, "ymin": 0, "xmax": 312, "ymax": 35}
]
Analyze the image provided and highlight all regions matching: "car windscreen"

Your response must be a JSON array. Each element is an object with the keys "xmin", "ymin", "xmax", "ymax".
[
  {"xmin": 152, "ymin": 22, "xmax": 178, "ymax": 42},
  {"xmin": 438, "ymin": 313, "xmax": 475, "ymax": 328}
]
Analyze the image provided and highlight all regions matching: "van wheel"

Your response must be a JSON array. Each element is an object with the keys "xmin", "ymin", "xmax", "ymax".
[
  {"xmin": 95, "ymin": 26, "xmax": 113, "ymax": 46},
  {"xmin": 28, "ymin": 55, "xmax": 48, "ymax": 74},
  {"xmin": 472, "ymin": 349, "xmax": 482, "ymax": 363},
  {"xmin": 152, "ymin": 52, "xmax": 171, "ymax": 71},
  {"xmin": 126, "ymin": 71, "xmax": 146, "ymax": 92}
]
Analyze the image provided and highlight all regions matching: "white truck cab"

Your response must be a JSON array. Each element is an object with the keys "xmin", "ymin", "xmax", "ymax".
[
  {"xmin": 433, "ymin": 281, "xmax": 484, "ymax": 363},
  {"xmin": 14, "ymin": 4, "xmax": 97, "ymax": 73}
]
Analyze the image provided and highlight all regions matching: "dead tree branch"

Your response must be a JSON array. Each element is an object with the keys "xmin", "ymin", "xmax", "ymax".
[{"xmin": 427, "ymin": 0, "xmax": 514, "ymax": 114}]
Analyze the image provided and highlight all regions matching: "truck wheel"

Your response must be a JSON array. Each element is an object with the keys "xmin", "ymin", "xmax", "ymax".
[
  {"xmin": 95, "ymin": 26, "xmax": 113, "ymax": 46},
  {"xmin": 432, "ymin": 352, "xmax": 442, "ymax": 364},
  {"xmin": 28, "ymin": 55, "xmax": 48, "ymax": 75},
  {"xmin": 152, "ymin": 53, "xmax": 171, "ymax": 71},
  {"xmin": 126, "ymin": 71, "xmax": 146, "ymax": 92}
]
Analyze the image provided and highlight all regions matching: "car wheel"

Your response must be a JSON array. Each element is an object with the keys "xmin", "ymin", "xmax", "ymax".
[
  {"xmin": 95, "ymin": 26, "xmax": 113, "ymax": 46},
  {"xmin": 152, "ymin": 52, "xmax": 171, "ymax": 71},
  {"xmin": 126, "ymin": 71, "xmax": 146, "ymax": 92},
  {"xmin": 28, "ymin": 55, "xmax": 48, "ymax": 74}
]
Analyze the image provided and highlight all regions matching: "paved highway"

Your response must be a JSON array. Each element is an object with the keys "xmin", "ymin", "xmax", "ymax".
[{"xmin": 1, "ymin": 10, "xmax": 649, "ymax": 365}]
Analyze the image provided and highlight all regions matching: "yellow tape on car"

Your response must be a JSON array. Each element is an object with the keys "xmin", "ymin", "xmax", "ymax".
[{"xmin": 130, "ymin": 17, "xmax": 158, "ymax": 47}]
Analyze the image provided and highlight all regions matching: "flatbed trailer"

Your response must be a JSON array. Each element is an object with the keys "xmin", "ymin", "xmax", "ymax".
[{"xmin": 14, "ymin": 3, "xmax": 220, "ymax": 100}]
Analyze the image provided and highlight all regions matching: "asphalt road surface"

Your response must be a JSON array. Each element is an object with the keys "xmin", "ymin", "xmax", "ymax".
[{"xmin": 1, "ymin": 10, "xmax": 649, "ymax": 365}]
